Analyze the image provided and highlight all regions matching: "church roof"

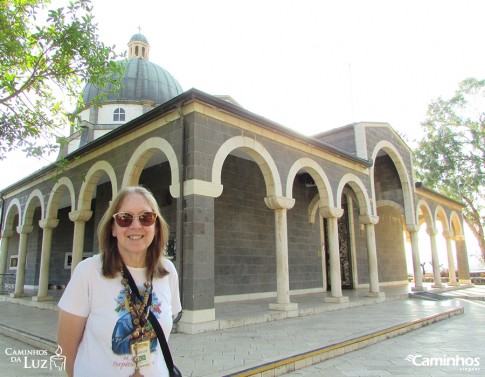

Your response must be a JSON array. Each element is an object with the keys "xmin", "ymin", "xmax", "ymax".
[
  {"xmin": 81, "ymin": 58, "xmax": 183, "ymax": 105},
  {"xmin": 81, "ymin": 33, "xmax": 183, "ymax": 106}
]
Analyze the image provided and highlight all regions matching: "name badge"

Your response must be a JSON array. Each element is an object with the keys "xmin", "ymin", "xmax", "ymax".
[{"xmin": 131, "ymin": 339, "xmax": 151, "ymax": 368}]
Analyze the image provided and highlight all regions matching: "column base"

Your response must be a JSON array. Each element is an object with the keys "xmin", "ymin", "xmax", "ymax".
[
  {"xmin": 324, "ymin": 296, "xmax": 349, "ymax": 303},
  {"xmin": 10, "ymin": 292, "xmax": 26, "ymax": 298},
  {"xmin": 431, "ymin": 283, "xmax": 445, "ymax": 288},
  {"xmin": 177, "ymin": 320, "xmax": 219, "ymax": 334},
  {"xmin": 32, "ymin": 295, "xmax": 54, "ymax": 302},
  {"xmin": 447, "ymin": 282, "xmax": 460, "ymax": 286},
  {"xmin": 269, "ymin": 302, "xmax": 298, "ymax": 311},
  {"xmin": 365, "ymin": 291, "xmax": 386, "ymax": 298},
  {"xmin": 177, "ymin": 309, "xmax": 218, "ymax": 334},
  {"xmin": 411, "ymin": 286, "xmax": 427, "ymax": 292}
]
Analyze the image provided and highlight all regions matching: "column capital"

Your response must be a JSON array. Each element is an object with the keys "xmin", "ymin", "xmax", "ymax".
[
  {"xmin": 442, "ymin": 230, "xmax": 454, "ymax": 239},
  {"xmin": 39, "ymin": 218, "xmax": 59, "ymax": 229},
  {"xmin": 183, "ymin": 179, "xmax": 223, "ymax": 198},
  {"xmin": 359, "ymin": 214, "xmax": 379, "ymax": 225},
  {"xmin": 264, "ymin": 196, "xmax": 295, "ymax": 210},
  {"xmin": 16, "ymin": 225, "xmax": 34, "ymax": 234},
  {"xmin": 454, "ymin": 234, "xmax": 465, "ymax": 241},
  {"xmin": 319, "ymin": 206, "xmax": 344, "ymax": 219},
  {"xmin": 0, "ymin": 229, "xmax": 14, "ymax": 238},
  {"xmin": 426, "ymin": 227, "xmax": 438, "ymax": 237},
  {"xmin": 406, "ymin": 224, "xmax": 420, "ymax": 233},
  {"xmin": 69, "ymin": 209, "xmax": 93, "ymax": 222}
]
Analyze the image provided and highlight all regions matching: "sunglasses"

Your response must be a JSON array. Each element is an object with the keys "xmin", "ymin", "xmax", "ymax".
[{"xmin": 112, "ymin": 211, "xmax": 157, "ymax": 227}]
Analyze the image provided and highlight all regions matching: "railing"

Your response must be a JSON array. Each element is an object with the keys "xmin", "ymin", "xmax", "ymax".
[{"xmin": 0, "ymin": 274, "xmax": 16, "ymax": 294}]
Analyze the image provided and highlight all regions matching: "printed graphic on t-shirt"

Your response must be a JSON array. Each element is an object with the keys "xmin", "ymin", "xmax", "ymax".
[{"xmin": 111, "ymin": 288, "xmax": 161, "ymax": 355}]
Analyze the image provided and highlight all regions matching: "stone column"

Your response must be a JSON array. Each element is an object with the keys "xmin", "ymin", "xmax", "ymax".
[
  {"xmin": 360, "ymin": 214, "xmax": 385, "ymax": 298},
  {"xmin": 427, "ymin": 227, "xmax": 443, "ymax": 288},
  {"xmin": 319, "ymin": 214, "xmax": 327, "ymax": 291},
  {"xmin": 442, "ymin": 230, "xmax": 458, "ymax": 286},
  {"xmin": 454, "ymin": 234, "xmax": 471, "ymax": 284},
  {"xmin": 320, "ymin": 206, "xmax": 348, "ymax": 303},
  {"xmin": 177, "ymin": 193, "xmax": 218, "ymax": 334},
  {"xmin": 33, "ymin": 218, "xmax": 59, "ymax": 301},
  {"xmin": 0, "ymin": 230, "xmax": 14, "ymax": 288},
  {"xmin": 264, "ymin": 196, "xmax": 298, "ymax": 311},
  {"xmin": 406, "ymin": 225, "xmax": 424, "ymax": 291},
  {"xmin": 12, "ymin": 225, "xmax": 34, "ymax": 298},
  {"xmin": 69, "ymin": 209, "xmax": 93, "ymax": 273}
]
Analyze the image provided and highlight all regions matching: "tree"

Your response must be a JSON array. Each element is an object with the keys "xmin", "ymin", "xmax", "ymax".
[
  {"xmin": 0, "ymin": 0, "xmax": 124, "ymax": 160},
  {"xmin": 414, "ymin": 78, "xmax": 485, "ymax": 261}
]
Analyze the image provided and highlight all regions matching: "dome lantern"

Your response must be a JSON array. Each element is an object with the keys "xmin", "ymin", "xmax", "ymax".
[{"xmin": 128, "ymin": 33, "xmax": 150, "ymax": 60}]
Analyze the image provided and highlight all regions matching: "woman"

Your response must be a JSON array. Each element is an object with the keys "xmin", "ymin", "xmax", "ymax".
[{"xmin": 58, "ymin": 186, "xmax": 182, "ymax": 377}]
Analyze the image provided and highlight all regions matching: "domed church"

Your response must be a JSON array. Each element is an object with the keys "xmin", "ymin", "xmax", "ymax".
[
  {"xmin": 61, "ymin": 34, "xmax": 183, "ymax": 155},
  {"xmin": 0, "ymin": 32, "xmax": 472, "ymax": 335}
]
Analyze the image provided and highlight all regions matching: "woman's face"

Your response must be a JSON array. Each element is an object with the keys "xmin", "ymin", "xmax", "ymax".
[{"xmin": 111, "ymin": 193, "xmax": 156, "ymax": 266}]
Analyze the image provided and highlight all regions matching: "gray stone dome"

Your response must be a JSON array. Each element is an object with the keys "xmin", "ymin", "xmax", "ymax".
[{"xmin": 81, "ymin": 34, "xmax": 183, "ymax": 106}]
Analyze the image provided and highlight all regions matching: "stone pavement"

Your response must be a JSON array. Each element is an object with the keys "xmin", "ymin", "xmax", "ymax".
[
  {"xmin": 0, "ymin": 285, "xmax": 483, "ymax": 377},
  {"xmin": 285, "ymin": 289, "xmax": 485, "ymax": 377}
]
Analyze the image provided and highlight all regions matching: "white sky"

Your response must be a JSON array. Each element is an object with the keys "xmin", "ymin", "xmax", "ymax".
[
  {"xmin": 0, "ymin": 0, "xmax": 483, "ymax": 265},
  {"xmin": 2, "ymin": 0, "xmax": 485, "ymax": 187}
]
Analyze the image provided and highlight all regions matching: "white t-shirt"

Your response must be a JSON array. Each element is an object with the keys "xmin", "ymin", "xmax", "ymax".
[{"xmin": 58, "ymin": 254, "xmax": 182, "ymax": 377}]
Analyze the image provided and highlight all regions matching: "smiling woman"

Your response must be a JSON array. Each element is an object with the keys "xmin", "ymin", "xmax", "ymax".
[{"xmin": 57, "ymin": 186, "xmax": 182, "ymax": 377}]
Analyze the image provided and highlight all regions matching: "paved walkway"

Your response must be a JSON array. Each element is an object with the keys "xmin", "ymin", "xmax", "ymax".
[
  {"xmin": 285, "ymin": 290, "xmax": 485, "ymax": 377},
  {"xmin": 0, "ymin": 285, "xmax": 483, "ymax": 376}
]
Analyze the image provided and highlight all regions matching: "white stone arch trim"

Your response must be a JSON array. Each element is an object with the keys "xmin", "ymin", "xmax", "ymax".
[
  {"xmin": 78, "ymin": 160, "xmax": 118, "ymax": 210},
  {"xmin": 23, "ymin": 189, "xmax": 45, "ymax": 225},
  {"xmin": 308, "ymin": 194, "xmax": 321, "ymax": 224},
  {"xmin": 449, "ymin": 211, "xmax": 464, "ymax": 237},
  {"xmin": 370, "ymin": 141, "xmax": 415, "ymax": 225},
  {"xmin": 336, "ymin": 173, "xmax": 372, "ymax": 216},
  {"xmin": 286, "ymin": 157, "xmax": 334, "ymax": 207},
  {"xmin": 212, "ymin": 136, "xmax": 282, "ymax": 197},
  {"xmin": 2, "ymin": 199, "xmax": 22, "ymax": 231},
  {"xmin": 434, "ymin": 205, "xmax": 450, "ymax": 232},
  {"xmin": 416, "ymin": 199, "xmax": 435, "ymax": 228},
  {"xmin": 122, "ymin": 137, "xmax": 181, "ymax": 198},
  {"xmin": 376, "ymin": 199, "xmax": 405, "ymax": 214},
  {"xmin": 46, "ymin": 177, "xmax": 76, "ymax": 219}
]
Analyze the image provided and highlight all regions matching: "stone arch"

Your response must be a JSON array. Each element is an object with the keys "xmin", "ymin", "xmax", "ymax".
[
  {"xmin": 2, "ymin": 199, "xmax": 22, "ymax": 231},
  {"xmin": 286, "ymin": 157, "xmax": 334, "ymax": 207},
  {"xmin": 122, "ymin": 137, "xmax": 181, "ymax": 198},
  {"xmin": 23, "ymin": 189, "xmax": 45, "ymax": 225},
  {"xmin": 434, "ymin": 205, "xmax": 450, "ymax": 232},
  {"xmin": 46, "ymin": 177, "xmax": 76, "ymax": 219},
  {"xmin": 336, "ymin": 173, "xmax": 372, "ymax": 216},
  {"xmin": 370, "ymin": 141, "xmax": 415, "ymax": 225},
  {"xmin": 450, "ymin": 211, "xmax": 464, "ymax": 236},
  {"xmin": 212, "ymin": 136, "xmax": 282, "ymax": 198},
  {"xmin": 308, "ymin": 194, "xmax": 321, "ymax": 224},
  {"xmin": 416, "ymin": 199, "xmax": 434, "ymax": 228},
  {"xmin": 78, "ymin": 160, "xmax": 118, "ymax": 210},
  {"xmin": 376, "ymin": 199, "xmax": 405, "ymax": 214}
]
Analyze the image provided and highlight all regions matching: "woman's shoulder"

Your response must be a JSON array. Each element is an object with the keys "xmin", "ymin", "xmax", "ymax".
[
  {"xmin": 73, "ymin": 253, "xmax": 102, "ymax": 273},
  {"xmin": 161, "ymin": 257, "xmax": 177, "ymax": 273}
]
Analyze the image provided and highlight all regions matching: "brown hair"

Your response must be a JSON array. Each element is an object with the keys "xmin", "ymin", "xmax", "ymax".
[{"xmin": 97, "ymin": 186, "xmax": 169, "ymax": 279}]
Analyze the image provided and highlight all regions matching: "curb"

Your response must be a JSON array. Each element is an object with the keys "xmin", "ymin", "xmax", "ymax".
[{"xmin": 0, "ymin": 323, "xmax": 57, "ymax": 354}]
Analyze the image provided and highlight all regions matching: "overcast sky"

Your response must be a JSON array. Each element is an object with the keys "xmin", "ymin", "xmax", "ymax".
[{"xmin": 1, "ymin": 0, "xmax": 485, "ymax": 186}]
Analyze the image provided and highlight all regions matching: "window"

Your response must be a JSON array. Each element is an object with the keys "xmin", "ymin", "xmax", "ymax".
[
  {"xmin": 64, "ymin": 253, "xmax": 93, "ymax": 269},
  {"xmin": 9, "ymin": 255, "xmax": 19, "ymax": 270},
  {"xmin": 113, "ymin": 108, "xmax": 126, "ymax": 122}
]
